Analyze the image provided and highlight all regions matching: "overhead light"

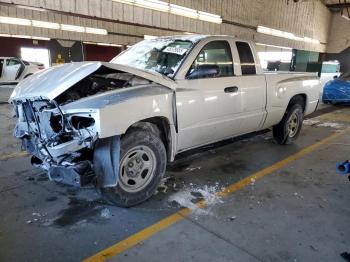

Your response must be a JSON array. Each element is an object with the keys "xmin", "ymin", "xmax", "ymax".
[
  {"xmin": 198, "ymin": 11, "xmax": 222, "ymax": 23},
  {"xmin": 84, "ymin": 41, "xmax": 122, "ymax": 47},
  {"xmin": 97, "ymin": 42, "xmax": 122, "ymax": 47},
  {"xmin": 170, "ymin": 4, "xmax": 198, "ymax": 19},
  {"xmin": 144, "ymin": 35, "xmax": 158, "ymax": 39},
  {"xmin": 256, "ymin": 43, "xmax": 293, "ymax": 50},
  {"xmin": 0, "ymin": 16, "xmax": 31, "ymax": 26},
  {"xmin": 1, "ymin": 34, "xmax": 50, "ymax": 40},
  {"xmin": 32, "ymin": 20, "xmax": 60, "ymax": 29},
  {"xmin": 257, "ymin": 25, "xmax": 320, "ymax": 44},
  {"xmin": 61, "ymin": 24, "xmax": 85, "ymax": 32},
  {"xmin": 114, "ymin": 0, "xmax": 134, "ymax": 3},
  {"xmin": 15, "ymin": 35, "xmax": 31, "ymax": 39},
  {"xmin": 112, "ymin": 0, "xmax": 222, "ymax": 24},
  {"xmin": 0, "ymin": 16, "xmax": 108, "ymax": 35},
  {"xmin": 135, "ymin": 0, "xmax": 169, "ymax": 12},
  {"xmin": 85, "ymin": 27, "xmax": 108, "ymax": 35},
  {"xmin": 32, "ymin": 36, "xmax": 50, "ymax": 41}
]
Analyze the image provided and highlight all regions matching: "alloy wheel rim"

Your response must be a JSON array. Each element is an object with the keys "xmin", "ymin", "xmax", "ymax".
[{"xmin": 288, "ymin": 112, "xmax": 299, "ymax": 138}]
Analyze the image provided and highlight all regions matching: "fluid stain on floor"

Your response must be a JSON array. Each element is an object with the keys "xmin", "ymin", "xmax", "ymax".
[{"xmin": 53, "ymin": 197, "xmax": 110, "ymax": 227}]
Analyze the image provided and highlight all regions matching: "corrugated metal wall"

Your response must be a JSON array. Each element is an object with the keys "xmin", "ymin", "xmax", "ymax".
[{"xmin": 0, "ymin": 0, "xmax": 332, "ymax": 52}]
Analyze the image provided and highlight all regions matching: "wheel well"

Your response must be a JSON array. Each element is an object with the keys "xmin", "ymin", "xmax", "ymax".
[
  {"xmin": 24, "ymin": 73, "xmax": 33, "ymax": 79},
  {"xmin": 287, "ymin": 94, "xmax": 306, "ymax": 112},
  {"xmin": 126, "ymin": 117, "xmax": 172, "ymax": 160}
]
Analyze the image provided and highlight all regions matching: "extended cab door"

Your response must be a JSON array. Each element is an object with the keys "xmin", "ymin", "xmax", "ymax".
[
  {"xmin": 3, "ymin": 58, "xmax": 22, "ymax": 81},
  {"xmin": 175, "ymin": 40, "xmax": 243, "ymax": 151},
  {"xmin": 234, "ymin": 41, "xmax": 267, "ymax": 133}
]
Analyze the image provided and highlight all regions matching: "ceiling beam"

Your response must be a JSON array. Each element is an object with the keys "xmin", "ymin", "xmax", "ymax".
[{"xmin": 326, "ymin": 3, "xmax": 350, "ymax": 9}]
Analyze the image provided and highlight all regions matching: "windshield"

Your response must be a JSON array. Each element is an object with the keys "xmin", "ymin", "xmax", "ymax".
[{"xmin": 111, "ymin": 38, "xmax": 194, "ymax": 77}]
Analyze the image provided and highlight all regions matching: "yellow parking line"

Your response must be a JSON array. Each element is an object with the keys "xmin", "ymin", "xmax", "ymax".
[
  {"xmin": 0, "ymin": 151, "xmax": 28, "ymax": 161},
  {"xmin": 83, "ymin": 130, "xmax": 346, "ymax": 262}
]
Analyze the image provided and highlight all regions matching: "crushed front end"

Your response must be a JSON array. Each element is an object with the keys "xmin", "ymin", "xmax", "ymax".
[{"xmin": 13, "ymin": 99, "xmax": 98, "ymax": 187}]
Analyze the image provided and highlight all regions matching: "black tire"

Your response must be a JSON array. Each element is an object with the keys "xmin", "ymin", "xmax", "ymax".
[
  {"xmin": 273, "ymin": 103, "xmax": 304, "ymax": 145},
  {"xmin": 100, "ymin": 128, "xmax": 167, "ymax": 207}
]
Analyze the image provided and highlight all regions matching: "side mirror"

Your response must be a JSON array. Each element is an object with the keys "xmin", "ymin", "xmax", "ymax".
[
  {"xmin": 333, "ymin": 75, "xmax": 338, "ymax": 79},
  {"xmin": 187, "ymin": 64, "xmax": 220, "ymax": 79}
]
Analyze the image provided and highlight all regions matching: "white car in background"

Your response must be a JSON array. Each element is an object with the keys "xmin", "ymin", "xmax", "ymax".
[{"xmin": 0, "ymin": 57, "xmax": 44, "ymax": 85}]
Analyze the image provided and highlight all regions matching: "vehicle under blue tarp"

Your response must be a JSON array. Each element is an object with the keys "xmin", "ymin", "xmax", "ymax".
[{"xmin": 322, "ymin": 72, "xmax": 350, "ymax": 104}]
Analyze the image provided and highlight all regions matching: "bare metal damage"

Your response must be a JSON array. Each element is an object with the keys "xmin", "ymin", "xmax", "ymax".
[{"xmin": 11, "ymin": 63, "xmax": 175, "ymax": 187}]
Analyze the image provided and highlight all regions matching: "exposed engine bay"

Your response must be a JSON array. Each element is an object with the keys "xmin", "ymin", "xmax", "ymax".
[
  {"xmin": 56, "ymin": 67, "xmax": 151, "ymax": 105},
  {"xmin": 12, "ymin": 68, "xmax": 152, "ymax": 187}
]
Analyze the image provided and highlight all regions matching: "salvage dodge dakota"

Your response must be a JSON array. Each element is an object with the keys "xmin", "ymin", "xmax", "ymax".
[{"xmin": 10, "ymin": 35, "xmax": 320, "ymax": 207}]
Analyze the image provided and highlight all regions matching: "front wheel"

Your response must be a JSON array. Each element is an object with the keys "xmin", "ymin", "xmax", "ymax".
[
  {"xmin": 273, "ymin": 103, "xmax": 304, "ymax": 145},
  {"xmin": 101, "ymin": 128, "xmax": 167, "ymax": 207}
]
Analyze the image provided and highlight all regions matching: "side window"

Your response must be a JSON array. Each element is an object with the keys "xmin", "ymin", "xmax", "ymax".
[
  {"xmin": 187, "ymin": 41, "xmax": 234, "ymax": 79},
  {"xmin": 7, "ymin": 59, "xmax": 21, "ymax": 66},
  {"xmin": 236, "ymin": 41, "xmax": 256, "ymax": 75}
]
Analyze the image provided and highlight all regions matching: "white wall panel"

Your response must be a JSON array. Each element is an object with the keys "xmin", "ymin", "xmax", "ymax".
[{"xmin": 0, "ymin": 0, "xmax": 333, "ymax": 52}]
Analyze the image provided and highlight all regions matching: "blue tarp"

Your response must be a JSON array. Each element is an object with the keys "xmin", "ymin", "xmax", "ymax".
[{"xmin": 322, "ymin": 73, "xmax": 350, "ymax": 104}]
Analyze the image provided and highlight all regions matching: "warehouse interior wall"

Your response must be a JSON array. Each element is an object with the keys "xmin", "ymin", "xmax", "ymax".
[
  {"xmin": 84, "ymin": 44, "xmax": 122, "ymax": 61},
  {"xmin": 326, "ymin": 13, "xmax": 350, "ymax": 54},
  {"xmin": 0, "ymin": 0, "xmax": 331, "ymax": 52},
  {"xmin": 326, "ymin": 47, "xmax": 350, "ymax": 74}
]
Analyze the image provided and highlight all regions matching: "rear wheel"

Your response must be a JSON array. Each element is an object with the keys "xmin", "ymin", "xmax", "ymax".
[
  {"xmin": 101, "ymin": 128, "xmax": 166, "ymax": 207},
  {"xmin": 273, "ymin": 103, "xmax": 304, "ymax": 145}
]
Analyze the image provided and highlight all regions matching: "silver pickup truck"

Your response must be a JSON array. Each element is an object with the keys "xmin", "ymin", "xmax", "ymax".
[{"xmin": 10, "ymin": 35, "xmax": 320, "ymax": 207}]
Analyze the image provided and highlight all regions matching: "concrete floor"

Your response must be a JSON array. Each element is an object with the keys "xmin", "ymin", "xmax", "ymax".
[{"xmin": 0, "ymin": 88, "xmax": 349, "ymax": 262}]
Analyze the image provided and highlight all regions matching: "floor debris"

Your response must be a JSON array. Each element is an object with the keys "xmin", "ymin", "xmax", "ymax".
[
  {"xmin": 168, "ymin": 183, "xmax": 224, "ymax": 215},
  {"xmin": 100, "ymin": 208, "xmax": 111, "ymax": 219},
  {"xmin": 185, "ymin": 166, "xmax": 202, "ymax": 172}
]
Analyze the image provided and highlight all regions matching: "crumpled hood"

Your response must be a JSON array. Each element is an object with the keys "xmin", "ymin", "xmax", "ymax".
[{"xmin": 9, "ymin": 62, "xmax": 175, "ymax": 102}]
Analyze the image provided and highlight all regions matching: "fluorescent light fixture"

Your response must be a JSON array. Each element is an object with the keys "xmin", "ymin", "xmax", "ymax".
[
  {"xmin": 135, "ymin": 0, "xmax": 169, "ymax": 12},
  {"xmin": 85, "ymin": 27, "xmax": 108, "ymax": 35},
  {"xmin": 15, "ymin": 35, "xmax": 31, "ymax": 39},
  {"xmin": 0, "ymin": 16, "xmax": 108, "ymax": 36},
  {"xmin": 256, "ymin": 43, "xmax": 293, "ymax": 50},
  {"xmin": 0, "ymin": 33, "xmax": 11, "ymax": 37},
  {"xmin": 61, "ymin": 24, "xmax": 85, "ymax": 32},
  {"xmin": 144, "ymin": 35, "xmax": 158, "ymax": 39},
  {"xmin": 112, "ymin": 0, "xmax": 222, "ymax": 24},
  {"xmin": 84, "ymin": 41, "xmax": 122, "ymax": 47},
  {"xmin": 97, "ymin": 42, "xmax": 122, "ymax": 47},
  {"xmin": 0, "ymin": 16, "xmax": 31, "ymax": 26},
  {"xmin": 257, "ymin": 25, "xmax": 320, "ymax": 45},
  {"xmin": 114, "ymin": 0, "xmax": 134, "ymax": 3},
  {"xmin": 109, "ymin": 43, "xmax": 123, "ymax": 47},
  {"xmin": 198, "ymin": 11, "xmax": 222, "ymax": 23},
  {"xmin": 170, "ymin": 4, "xmax": 198, "ymax": 19},
  {"xmin": 32, "ymin": 36, "xmax": 50, "ymax": 41},
  {"xmin": 32, "ymin": 20, "xmax": 60, "ymax": 29}
]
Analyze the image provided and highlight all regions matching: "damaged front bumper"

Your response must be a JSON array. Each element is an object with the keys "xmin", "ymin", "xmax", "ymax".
[{"xmin": 13, "ymin": 99, "xmax": 101, "ymax": 187}]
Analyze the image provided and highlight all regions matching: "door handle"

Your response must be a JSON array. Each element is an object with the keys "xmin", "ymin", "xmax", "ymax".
[{"xmin": 224, "ymin": 86, "xmax": 238, "ymax": 93}]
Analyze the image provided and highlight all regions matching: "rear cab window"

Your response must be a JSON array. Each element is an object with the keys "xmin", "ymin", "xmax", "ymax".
[
  {"xmin": 187, "ymin": 40, "xmax": 234, "ymax": 79},
  {"xmin": 236, "ymin": 41, "xmax": 256, "ymax": 75}
]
